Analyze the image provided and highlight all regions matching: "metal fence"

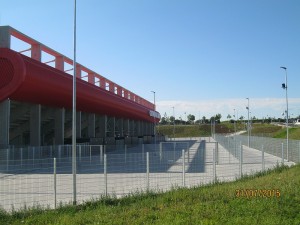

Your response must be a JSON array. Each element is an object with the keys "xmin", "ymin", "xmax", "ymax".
[
  {"xmin": 214, "ymin": 134, "xmax": 300, "ymax": 163},
  {"xmin": 0, "ymin": 137, "xmax": 295, "ymax": 212}
]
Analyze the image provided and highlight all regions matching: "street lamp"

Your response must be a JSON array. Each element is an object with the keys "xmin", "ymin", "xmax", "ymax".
[
  {"xmin": 280, "ymin": 66, "xmax": 289, "ymax": 161},
  {"xmin": 246, "ymin": 98, "xmax": 250, "ymax": 147},
  {"xmin": 233, "ymin": 109, "xmax": 236, "ymax": 135},
  {"xmin": 151, "ymin": 91, "xmax": 156, "ymax": 150},
  {"xmin": 172, "ymin": 107, "xmax": 175, "ymax": 140},
  {"xmin": 72, "ymin": 0, "xmax": 77, "ymax": 205}
]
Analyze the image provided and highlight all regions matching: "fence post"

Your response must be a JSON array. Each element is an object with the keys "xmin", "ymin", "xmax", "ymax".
[
  {"xmin": 173, "ymin": 142, "xmax": 176, "ymax": 161},
  {"xmin": 142, "ymin": 144, "xmax": 145, "ymax": 161},
  {"xmin": 89, "ymin": 146, "xmax": 92, "ymax": 164},
  {"xmin": 104, "ymin": 154, "xmax": 107, "ymax": 196},
  {"xmin": 159, "ymin": 142, "xmax": 162, "ymax": 162},
  {"xmin": 182, "ymin": 149, "xmax": 185, "ymax": 187},
  {"xmin": 6, "ymin": 148, "xmax": 9, "ymax": 171},
  {"xmin": 239, "ymin": 144, "xmax": 243, "ymax": 178},
  {"xmin": 100, "ymin": 145, "xmax": 103, "ymax": 164},
  {"xmin": 299, "ymin": 141, "xmax": 300, "ymax": 164},
  {"xmin": 124, "ymin": 145, "xmax": 127, "ymax": 163},
  {"xmin": 262, "ymin": 145, "xmax": 265, "ymax": 171},
  {"xmin": 53, "ymin": 158, "xmax": 57, "ymax": 209},
  {"xmin": 227, "ymin": 138, "xmax": 229, "ymax": 154},
  {"xmin": 281, "ymin": 143, "xmax": 284, "ymax": 165},
  {"xmin": 215, "ymin": 142, "xmax": 219, "ymax": 164},
  {"xmin": 228, "ymin": 140, "xmax": 231, "ymax": 164},
  {"xmin": 187, "ymin": 143, "xmax": 190, "ymax": 163},
  {"xmin": 213, "ymin": 148, "xmax": 216, "ymax": 183},
  {"xmin": 79, "ymin": 145, "xmax": 82, "ymax": 162},
  {"xmin": 146, "ymin": 152, "xmax": 149, "ymax": 191},
  {"xmin": 58, "ymin": 145, "xmax": 61, "ymax": 162},
  {"xmin": 21, "ymin": 147, "xmax": 23, "ymax": 167},
  {"xmin": 32, "ymin": 147, "xmax": 35, "ymax": 168}
]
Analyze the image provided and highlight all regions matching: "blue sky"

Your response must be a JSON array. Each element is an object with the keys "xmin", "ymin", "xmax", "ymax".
[{"xmin": 1, "ymin": 0, "xmax": 300, "ymax": 121}]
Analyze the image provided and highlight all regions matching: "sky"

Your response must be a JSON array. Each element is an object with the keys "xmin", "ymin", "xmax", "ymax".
[{"xmin": 1, "ymin": 0, "xmax": 300, "ymax": 121}]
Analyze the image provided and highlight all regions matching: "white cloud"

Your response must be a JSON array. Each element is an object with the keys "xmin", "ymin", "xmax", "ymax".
[{"xmin": 157, "ymin": 98, "xmax": 300, "ymax": 120}]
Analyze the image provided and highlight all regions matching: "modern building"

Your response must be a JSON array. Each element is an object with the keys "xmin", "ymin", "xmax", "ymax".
[{"xmin": 0, "ymin": 26, "xmax": 161, "ymax": 148}]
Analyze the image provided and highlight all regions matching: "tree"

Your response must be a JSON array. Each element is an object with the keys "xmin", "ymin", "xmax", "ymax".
[
  {"xmin": 169, "ymin": 116, "xmax": 175, "ymax": 124},
  {"xmin": 187, "ymin": 114, "xmax": 195, "ymax": 124},
  {"xmin": 160, "ymin": 116, "xmax": 167, "ymax": 125},
  {"xmin": 215, "ymin": 113, "xmax": 222, "ymax": 121},
  {"xmin": 227, "ymin": 114, "xmax": 232, "ymax": 120}
]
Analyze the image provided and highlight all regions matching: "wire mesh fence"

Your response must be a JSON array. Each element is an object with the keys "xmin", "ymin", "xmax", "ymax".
[
  {"xmin": 0, "ymin": 136, "xmax": 296, "ymax": 212},
  {"xmin": 214, "ymin": 134, "xmax": 300, "ymax": 163}
]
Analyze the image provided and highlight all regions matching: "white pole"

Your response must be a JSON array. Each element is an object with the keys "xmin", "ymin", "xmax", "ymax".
[
  {"xmin": 173, "ymin": 142, "xmax": 176, "ymax": 161},
  {"xmin": 146, "ymin": 152, "xmax": 149, "ymax": 191},
  {"xmin": 89, "ymin": 146, "xmax": 92, "ymax": 164},
  {"xmin": 72, "ymin": 0, "xmax": 77, "ymax": 205},
  {"xmin": 125, "ymin": 144, "xmax": 127, "ymax": 163},
  {"xmin": 21, "ymin": 147, "xmax": 23, "ymax": 167},
  {"xmin": 142, "ymin": 144, "xmax": 144, "ymax": 161},
  {"xmin": 281, "ymin": 142, "xmax": 284, "ymax": 164},
  {"xmin": 100, "ymin": 145, "xmax": 103, "ymax": 164},
  {"xmin": 215, "ymin": 142, "xmax": 219, "ymax": 164},
  {"xmin": 239, "ymin": 144, "xmax": 243, "ymax": 178},
  {"xmin": 299, "ymin": 141, "xmax": 300, "ymax": 163},
  {"xmin": 213, "ymin": 148, "xmax": 216, "ymax": 182},
  {"xmin": 285, "ymin": 68, "xmax": 289, "ymax": 162},
  {"xmin": 6, "ymin": 148, "xmax": 9, "ymax": 171},
  {"xmin": 159, "ymin": 142, "xmax": 162, "ymax": 162},
  {"xmin": 182, "ymin": 149, "xmax": 185, "ymax": 187},
  {"xmin": 262, "ymin": 145, "xmax": 265, "ymax": 171},
  {"xmin": 281, "ymin": 67, "xmax": 289, "ymax": 162},
  {"xmin": 246, "ymin": 98, "xmax": 250, "ymax": 147},
  {"xmin": 104, "ymin": 154, "xmax": 107, "ymax": 196},
  {"xmin": 151, "ymin": 91, "xmax": 156, "ymax": 151},
  {"xmin": 54, "ymin": 157, "xmax": 57, "ymax": 209},
  {"xmin": 172, "ymin": 107, "xmax": 175, "ymax": 140}
]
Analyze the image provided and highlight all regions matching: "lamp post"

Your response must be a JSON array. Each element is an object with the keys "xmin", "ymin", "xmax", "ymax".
[
  {"xmin": 72, "ymin": 0, "xmax": 77, "ymax": 205},
  {"xmin": 280, "ymin": 66, "xmax": 289, "ymax": 161},
  {"xmin": 151, "ymin": 91, "xmax": 156, "ymax": 150},
  {"xmin": 234, "ymin": 109, "xmax": 236, "ymax": 135},
  {"xmin": 172, "ymin": 107, "xmax": 175, "ymax": 140},
  {"xmin": 246, "ymin": 98, "xmax": 250, "ymax": 147}
]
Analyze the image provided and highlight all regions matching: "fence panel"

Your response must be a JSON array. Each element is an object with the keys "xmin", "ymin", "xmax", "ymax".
[{"xmin": 0, "ymin": 137, "xmax": 296, "ymax": 212}]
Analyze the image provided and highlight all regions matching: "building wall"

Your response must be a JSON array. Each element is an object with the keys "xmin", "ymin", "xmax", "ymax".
[{"xmin": 0, "ymin": 99, "xmax": 155, "ymax": 147}]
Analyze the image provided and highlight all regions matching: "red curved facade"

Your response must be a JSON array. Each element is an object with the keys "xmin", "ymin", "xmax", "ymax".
[{"xmin": 0, "ymin": 48, "xmax": 159, "ymax": 123}]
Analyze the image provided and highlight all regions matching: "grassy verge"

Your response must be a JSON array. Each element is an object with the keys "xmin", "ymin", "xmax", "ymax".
[
  {"xmin": 158, "ymin": 123, "xmax": 300, "ymax": 140},
  {"xmin": 158, "ymin": 123, "xmax": 245, "ymax": 138},
  {"xmin": 1, "ymin": 164, "xmax": 300, "ymax": 225}
]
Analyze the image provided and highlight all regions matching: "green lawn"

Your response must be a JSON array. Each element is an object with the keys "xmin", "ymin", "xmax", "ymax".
[{"xmin": 2, "ymin": 164, "xmax": 300, "ymax": 225}]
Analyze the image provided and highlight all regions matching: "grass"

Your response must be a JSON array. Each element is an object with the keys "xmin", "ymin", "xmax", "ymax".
[
  {"xmin": 158, "ymin": 123, "xmax": 245, "ymax": 138},
  {"xmin": 272, "ymin": 127, "xmax": 300, "ymax": 140},
  {"xmin": 1, "ymin": 164, "xmax": 300, "ymax": 225},
  {"xmin": 158, "ymin": 123, "xmax": 300, "ymax": 140}
]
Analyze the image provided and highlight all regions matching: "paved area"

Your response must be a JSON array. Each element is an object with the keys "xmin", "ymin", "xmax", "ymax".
[{"xmin": 0, "ymin": 137, "xmax": 295, "ymax": 211}]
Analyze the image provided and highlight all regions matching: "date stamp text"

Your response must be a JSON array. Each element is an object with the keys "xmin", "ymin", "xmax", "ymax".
[{"xmin": 235, "ymin": 189, "xmax": 281, "ymax": 198}]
